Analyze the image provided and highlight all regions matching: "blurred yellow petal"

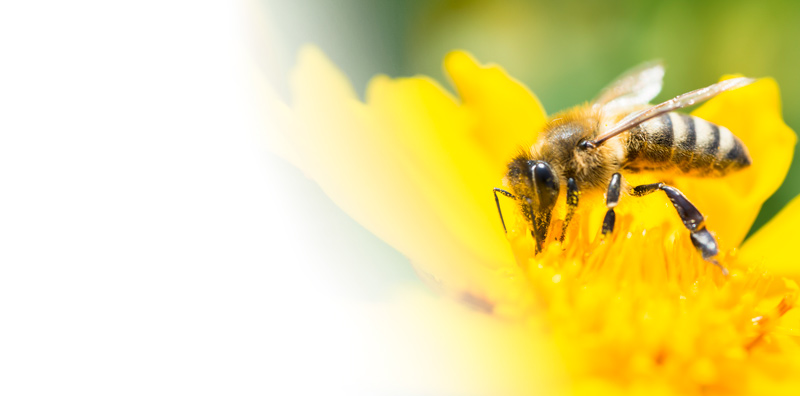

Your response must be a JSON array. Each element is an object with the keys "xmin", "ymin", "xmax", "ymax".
[
  {"xmin": 277, "ymin": 46, "xmax": 538, "ymax": 308},
  {"xmin": 359, "ymin": 284, "xmax": 563, "ymax": 395},
  {"xmin": 739, "ymin": 194, "xmax": 800, "ymax": 279},
  {"xmin": 444, "ymin": 50, "xmax": 548, "ymax": 174}
]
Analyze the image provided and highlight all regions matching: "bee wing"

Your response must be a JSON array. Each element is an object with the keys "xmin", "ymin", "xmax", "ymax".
[
  {"xmin": 592, "ymin": 61, "xmax": 665, "ymax": 112},
  {"xmin": 591, "ymin": 76, "xmax": 756, "ymax": 146}
]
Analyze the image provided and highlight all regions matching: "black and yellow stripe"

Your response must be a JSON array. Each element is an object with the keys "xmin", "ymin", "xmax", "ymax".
[{"xmin": 623, "ymin": 112, "xmax": 751, "ymax": 176}]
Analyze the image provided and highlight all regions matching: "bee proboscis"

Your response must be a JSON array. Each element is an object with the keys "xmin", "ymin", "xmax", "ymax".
[{"xmin": 494, "ymin": 62, "xmax": 753, "ymax": 275}]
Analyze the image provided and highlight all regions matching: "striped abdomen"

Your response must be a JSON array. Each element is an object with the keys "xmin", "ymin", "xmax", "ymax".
[{"xmin": 622, "ymin": 112, "xmax": 751, "ymax": 176}]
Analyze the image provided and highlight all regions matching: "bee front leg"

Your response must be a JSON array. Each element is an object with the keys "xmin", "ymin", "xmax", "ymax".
[
  {"xmin": 630, "ymin": 182, "xmax": 728, "ymax": 275},
  {"xmin": 601, "ymin": 173, "xmax": 622, "ymax": 236},
  {"xmin": 493, "ymin": 188, "xmax": 517, "ymax": 234},
  {"xmin": 560, "ymin": 178, "xmax": 579, "ymax": 242}
]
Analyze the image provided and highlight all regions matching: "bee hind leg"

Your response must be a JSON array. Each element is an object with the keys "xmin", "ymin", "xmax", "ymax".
[
  {"xmin": 630, "ymin": 182, "xmax": 729, "ymax": 275},
  {"xmin": 601, "ymin": 173, "xmax": 622, "ymax": 236}
]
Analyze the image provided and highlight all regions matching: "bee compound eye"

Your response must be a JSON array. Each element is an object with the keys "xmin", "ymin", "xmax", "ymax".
[
  {"xmin": 532, "ymin": 163, "xmax": 558, "ymax": 189},
  {"xmin": 531, "ymin": 162, "xmax": 559, "ymax": 211}
]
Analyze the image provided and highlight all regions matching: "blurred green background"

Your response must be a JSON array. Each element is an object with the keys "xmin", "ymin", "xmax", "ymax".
[{"xmin": 262, "ymin": 0, "xmax": 800, "ymax": 237}]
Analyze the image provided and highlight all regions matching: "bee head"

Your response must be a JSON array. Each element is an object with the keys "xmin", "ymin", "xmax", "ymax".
[{"xmin": 506, "ymin": 157, "xmax": 560, "ymax": 251}]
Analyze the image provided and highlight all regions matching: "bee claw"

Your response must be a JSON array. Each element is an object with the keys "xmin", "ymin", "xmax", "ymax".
[{"xmin": 709, "ymin": 259, "xmax": 730, "ymax": 276}]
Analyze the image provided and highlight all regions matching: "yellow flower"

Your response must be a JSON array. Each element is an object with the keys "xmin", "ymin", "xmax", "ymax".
[{"xmin": 266, "ymin": 46, "xmax": 800, "ymax": 395}]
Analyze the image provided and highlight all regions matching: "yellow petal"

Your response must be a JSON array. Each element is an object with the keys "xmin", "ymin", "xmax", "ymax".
[
  {"xmin": 280, "ymin": 46, "xmax": 542, "ymax": 306},
  {"xmin": 739, "ymin": 194, "xmax": 800, "ymax": 279},
  {"xmin": 361, "ymin": 285, "xmax": 563, "ymax": 395},
  {"xmin": 679, "ymin": 76, "xmax": 796, "ymax": 250},
  {"xmin": 444, "ymin": 50, "xmax": 548, "ymax": 174}
]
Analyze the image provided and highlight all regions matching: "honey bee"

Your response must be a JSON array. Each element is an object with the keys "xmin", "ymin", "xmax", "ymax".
[{"xmin": 494, "ymin": 62, "xmax": 754, "ymax": 274}]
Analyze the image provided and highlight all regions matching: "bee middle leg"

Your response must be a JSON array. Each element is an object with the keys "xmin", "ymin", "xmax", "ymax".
[{"xmin": 630, "ymin": 182, "xmax": 728, "ymax": 275}]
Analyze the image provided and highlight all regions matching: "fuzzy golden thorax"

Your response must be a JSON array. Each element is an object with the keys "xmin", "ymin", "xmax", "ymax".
[{"xmin": 532, "ymin": 106, "xmax": 624, "ymax": 191}]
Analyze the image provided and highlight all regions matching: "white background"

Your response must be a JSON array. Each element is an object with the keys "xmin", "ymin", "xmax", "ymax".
[
  {"xmin": 0, "ymin": 2, "xmax": 553, "ymax": 395},
  {"xmin": 0, "ymin": 2, "xmax": 286, "ymax": 394}
]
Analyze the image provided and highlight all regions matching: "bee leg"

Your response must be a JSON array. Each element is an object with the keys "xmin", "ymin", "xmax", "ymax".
[
  {"xmin": 601, "ymin": 173, "xmax": 622, "ymax": 236},
  {"xmin": 631, "ymin": 183, "xmax": 728, "ymax": 275},
  {"xmin": 493, "ymin": 188, "xmax": 517, "ymax": 234},
  {"xmin": 531, "ymin": 162, "xmax": 560, "ymax": 253},
  {"xmin": 560, "ymin": 178, "xmax": 579, "ymax": 242}
]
